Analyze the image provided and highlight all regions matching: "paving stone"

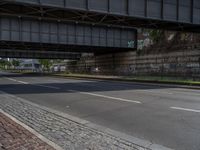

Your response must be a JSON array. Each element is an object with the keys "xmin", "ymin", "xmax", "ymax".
[
  {"xmin": 0, "ymin": 94, "xmax": 147, "ymax": 150},
  {"xmin": 0, "ymin": 112, "xmax": 54, "ymax": 150}
]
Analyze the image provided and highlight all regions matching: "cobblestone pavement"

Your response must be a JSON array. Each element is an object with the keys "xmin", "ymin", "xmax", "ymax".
[
  {"xmin": 0, "ymin": 112, "xmax": 54, "ymax": 150},
  {"xmin": 0, "ymin": 92, "xmax": 147, "ymax": 150}
]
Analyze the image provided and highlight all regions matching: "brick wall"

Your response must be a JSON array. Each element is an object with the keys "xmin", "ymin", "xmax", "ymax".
[{"xmin": 74, "ymin": 48, "xmax": 200, "ymax": 77}]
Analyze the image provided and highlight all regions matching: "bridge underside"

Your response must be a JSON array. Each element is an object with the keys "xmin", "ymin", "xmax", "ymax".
[
  {"xmin": 0, "ymin": 0, "xmax": 200, "ymax": 32},
  {"xmin": 0, "ymin": 16, "xmax": 137, "ymax": 58},
  {"xmin": 0, "ymin": 41, "xmax": 134, "ymax": 54},
  {"xmin": 1, "ymin": 0, "xmax": 200, "ymax": 59},
  {"xmin": 0, "ymin": 48, "xmax": 81, "ymax": 59}
]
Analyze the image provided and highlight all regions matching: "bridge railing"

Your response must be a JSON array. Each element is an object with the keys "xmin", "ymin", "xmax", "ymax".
[{"xmin": 5, "ymin": 0, "xmax": 200, "ymax": 25}]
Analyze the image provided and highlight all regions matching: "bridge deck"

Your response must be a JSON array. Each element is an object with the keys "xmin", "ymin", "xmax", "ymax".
[
  {"xmin": 0, "ymin": 16, "xmax": 137, "ymax": 58},
  {"xmin": 1, "ymin": 0, "xmax": 200, "ymax": 32}
]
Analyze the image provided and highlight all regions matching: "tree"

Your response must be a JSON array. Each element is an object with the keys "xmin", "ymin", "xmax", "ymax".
[
  {"xmin": 0, "ymin": 59, "xmax": 12, "ymax": 69},
  {"xmin": 39, "ymin": 59, "xmax": 52, "ymax": 71},
  {"xmin": 0, "ymin": 59, "xmax": 6, "ymax": 69},
  {"xmin": 12, "ymin": 59, "xmax": 20, "ymax": 68}
]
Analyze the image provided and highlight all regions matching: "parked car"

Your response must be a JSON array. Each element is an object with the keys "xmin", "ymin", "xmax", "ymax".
[{"xmin": 51, "ymin": 64, "xmax": 66, "ymax": 72}]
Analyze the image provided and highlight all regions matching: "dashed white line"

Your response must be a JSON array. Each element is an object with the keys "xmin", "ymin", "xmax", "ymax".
[
  {"xmin": 5, "ymin": 77, "xmax": 18, "ymax": 82},
  {"xmin": 5, "ymin": 77, "xmax": 29, "ymax": 84},
  {"xmin": 170, "ymin": 107, "xmax": 200, "ymax": 113},
  {"xmin": 139, "ymin": 89, "xmax": 174, "ymax": 95},
  {"xmin": 36, "ymin": 84, "xmax": 60, "ymax": 90},
  {"xmin": 5, "ymin": 77, "xmax": 60, "ymax": 89},
  {"xmin": 68, "ymin": 90, "xmax": 141, "ymax": 104},
  {"xmin": 167, "ymin": 88, "xmax": 200, "ymax": 97},
  {"xmin": 16, "ymin": 80, "xmax": 29, "ymax": 84}
]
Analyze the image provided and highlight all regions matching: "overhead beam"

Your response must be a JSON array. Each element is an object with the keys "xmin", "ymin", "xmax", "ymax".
[
  {"xmin": 0, "ymin": 0, "xmax": 199, "ymax": 32},
  {"xmin": 0, "ymin": 16, "xmax": 137, "ymax": 52},
  {"xmin": 0, "ymin": 49, "xmax": 81, "ymax": 59}
]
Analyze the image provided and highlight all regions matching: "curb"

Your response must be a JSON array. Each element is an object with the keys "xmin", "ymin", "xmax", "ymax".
[
  {"xmin": 0, "ymin": 108, "xmax": 64, "ymax": 150},
  {"xmin": 0, "ymin": 91, "xmax": 173, "ymax": 150},
  {"xmin": 8, "ymin": 72, "xmax": 200, "ymax": 90},
  {"xmin": 50, "ymin": 74, "xmax": 200, "ymax": 90}
]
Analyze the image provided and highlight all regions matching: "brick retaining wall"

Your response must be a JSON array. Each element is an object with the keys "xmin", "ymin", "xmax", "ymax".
[{"xmin": 75, "ymin": 49, "xmax": 200, "ymax": 77}]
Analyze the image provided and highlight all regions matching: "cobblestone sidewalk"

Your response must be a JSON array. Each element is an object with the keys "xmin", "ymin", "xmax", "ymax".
[
  {"xmin": 0, "ymin": 92, "xmax": 153, "ymax": 150},
  {"xmin": 0, "ymin": 112, "xmax": 54, "ymax": 150}
]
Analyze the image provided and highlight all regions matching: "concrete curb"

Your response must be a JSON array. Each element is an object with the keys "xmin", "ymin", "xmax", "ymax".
[
  {"xmin": 50, "ymin": 74, "xmax": 200, "ymax": 90},
  {"xmin": 8, "ymin": 72, "xmax": 200, "ymax": 90},
  {"xmin": 0, "ymin": 108, "xmax": 64, "ymax": 150},
  {"xmin": 0, "ymin": 90, "xmax": 173, "ymax": 150}
]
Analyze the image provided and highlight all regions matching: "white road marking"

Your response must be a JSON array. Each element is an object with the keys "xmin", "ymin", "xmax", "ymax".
[
  {"xmin": 5, "ymin": 77, "xmax": 18, "ymax": 82},
  {"xmin": 139, "ymin": 89, "xmax": 174, "ymax": 95},
  {"xmin": 5, "ymin": 77, "xmax": 29, "ymax": 84},
  {"xmin": 170, "ymin": 107, "xmax": 200, "ymax": 113},
  {"xmin": 36, "ymin": 84, "xmax": 60, "ymax": 90},
  {"xmin": 47, "ymin": 79, "xmax": 61, "ymax": 82},
  {"xmin": 16, "ymin": 80, "xmax": 29, "ymax": 84},
  {"xmin": 68, "ymin": 90, "xmax": 141, "ymax": 104},
  {"xmin": 5, "ymin": 77, "xmax": 60, "ymax": 89},
  {"xmin": 167, "ymin": 88, "xmax": 200, "ymax": 97}
]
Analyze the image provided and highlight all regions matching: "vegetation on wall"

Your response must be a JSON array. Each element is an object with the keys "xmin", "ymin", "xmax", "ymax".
[{"xmin": 148, "ymin": 30, "xmax": 165, "ymax": 44}]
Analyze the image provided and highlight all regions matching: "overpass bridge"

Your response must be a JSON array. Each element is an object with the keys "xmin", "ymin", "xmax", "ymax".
[
  {"xmin": 0, "ymin": 0, "xmax": 200, "ymax": 59},
  {"xmin": 0, "ymin": 16, "xmax": 137, "ymax": 57},
  {"xmin": 1, "ymin": 0, "xmax": 200, "ymax": 32}
]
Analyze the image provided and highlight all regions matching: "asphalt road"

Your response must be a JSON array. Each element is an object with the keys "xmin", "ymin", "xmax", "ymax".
[{"xmin": 0, "ymin": 71, "xmax": 200, "ymax": 150}]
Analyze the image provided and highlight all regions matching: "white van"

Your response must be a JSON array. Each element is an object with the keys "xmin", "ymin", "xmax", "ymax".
[{"xmin": 17, "ymin": 60, "xmax": 41, "ymax": 72}]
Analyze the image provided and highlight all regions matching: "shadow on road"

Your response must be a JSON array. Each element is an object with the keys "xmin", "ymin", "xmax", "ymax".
[{"xmin": 0, "ymin": 73, "xmax": 175, "ymax": 95}]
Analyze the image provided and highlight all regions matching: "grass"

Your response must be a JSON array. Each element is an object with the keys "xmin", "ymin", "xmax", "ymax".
[
  {"xmin": 125, "ymin": 76, "xmax": 200, "ymax": 85},
  {"xmin": 4, "ymin": 69, "xmax": 200, "ymax": 86},
  {"xmin": 54, "ymin": 73, "xmax": 200, "ymax": 86}
]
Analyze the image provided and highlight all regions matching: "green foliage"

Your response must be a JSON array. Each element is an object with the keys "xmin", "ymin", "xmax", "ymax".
[
  {"xmin": 0, "ymin": 60, "xmax": 5, "ymax": 69},
  {"xmin": 0, "ymin": 59, "xmax": 11, "ymax": 69},
  {"xmin": 12, "ymin": 60, "xmax": 20, "ymax": 67},
  {"xmin": 39, "ymin": 59, "xmax": 52, "ymax": 70},
  {"xmin": 149, "ymin": 30, "xmax": 164, "ymax": 43}
]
